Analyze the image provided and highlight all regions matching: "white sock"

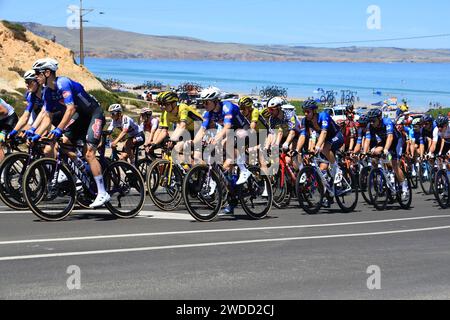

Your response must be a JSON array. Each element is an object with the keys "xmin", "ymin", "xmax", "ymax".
[
  {"xmin": 237, "ymin": 154, "xmax": 249, "ymax": 173},
  {"xmin": 402, "ymin": 181, "xmax": 408, "ymax": 191},
  {"xmin": 94, "ymin": 176, "xmax": 106, "ymax": 194}
]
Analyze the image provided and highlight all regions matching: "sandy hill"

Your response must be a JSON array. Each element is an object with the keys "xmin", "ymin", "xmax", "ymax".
[{"xmin": 0, "ymin": 21, "xmax": 105, "ymax": 94}]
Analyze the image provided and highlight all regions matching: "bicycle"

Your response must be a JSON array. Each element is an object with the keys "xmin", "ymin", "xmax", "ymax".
[
  {"xmin": 182, "ymin": 153, "xmax": 273, "ymax": 222},
  {"xmin": 146, "ymin": 144, "xmax": 187, "ymax": 211},
  {"xmin": 296, "ymin": 152, "xmax": 358, "ymax": 215},
  {"xmin": 270, "ymin": 149, "xmax": 300, "ymax": 209},
  {"xmin": 22, "ymin": 137, "xmax": 146, "ymax": 221},
  {"xmin": 418, "ymin": 155, "xmax": 440, "ymax": 196},
  {"xmin": 368, "ymin": 154, "xmax": 412, "ymax": 211},
  {"xmin": 433, "ymin": 155, "xmax": 449, "ymax": 209},
  {"xmin": 0, "ymin": 135, "xmax": 46, "ymax": 210}
]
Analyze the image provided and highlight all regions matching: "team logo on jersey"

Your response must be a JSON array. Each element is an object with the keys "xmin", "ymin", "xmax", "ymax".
[
  {"xmin": 62, "ymin": 91, "xmax": 72, "ymax": 99},
  {"xmin": 92, "ymin": 119, "xmax": 103, "ymax": 139},
  {"xmin": 322, "ymin": 121, "xmax": 328, "ymax": 127},
  {"xmin": 225, "ymin": 115, "xmax": 233, "ymax": 120}
]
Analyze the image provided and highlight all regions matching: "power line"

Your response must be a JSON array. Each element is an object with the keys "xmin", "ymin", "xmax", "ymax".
[{"xmin": 289, "ymin": 33, "xmax": 450, "ymax": 46}]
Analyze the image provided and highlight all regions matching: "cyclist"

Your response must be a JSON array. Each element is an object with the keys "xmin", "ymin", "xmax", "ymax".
[
  {"xmin": 152, "ymin": 91, "xmax": 203, "ymax": 152},
  {"xmin": 9, "ymin": 70, "xmax": 44, "ymax": 139},
  {"xmin": 436, "ymin": 115, "xmax": 450, "ymax": 156},
  {"xmin": 300, "ymin": 99, "xmax": 344, "ymax": 186},
  {"xmin": 139, "ymin": 107, "xmax": 159, "ymax": 153},
  {"xmin": 0, "ymin": 96, "xmax": 18, "ymax": 161},
  {"xmin": 353, "ymin": 114, "xmax": 369, "ymax": 155},
  {"xmin": 28, "ymin": 58, "xmax": 109, "ymax": 208},
  {"xmin": 366, "ymin": 109, "xmax": 409, "ymax": 199},
  {"xmin": 419, "ymin": 114, "xmax": 439, "ymax": 158},
  {"xmin": 106, "ymin": 104, "xmax": 145, "ymax": 165},
  {"xmin": 238, "ymin": 96, "xmax": 270, "ymax": 165},
  {"xmin": 194, "ymin": 86, "xmax": 250, "ymax": 215},
  {"xmin": 264, "ymin": 97, "xmax": 301, "ymax": 154},
  {"xmin": 342, "ymin": 105, "xmax": 357, "ymax": 152}
]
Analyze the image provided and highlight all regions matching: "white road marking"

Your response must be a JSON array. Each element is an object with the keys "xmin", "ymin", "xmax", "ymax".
[
  {"xmin": 0, "ymin": 210, "xmax": 194, "ymax": 221},
  {"xmin": 1, "ymin": 215, "xmax": 450, "ymax": 245},
  {"xmin": 1, "ymin": 225, "xmax": 450, "ymax": 261},
  {"xmin": 139, "ymin": 211, "xmax": 194, "ymax": 221}
]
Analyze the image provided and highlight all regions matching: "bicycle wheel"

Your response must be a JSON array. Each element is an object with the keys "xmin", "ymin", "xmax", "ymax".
[
  {"xmin": 368, "ymin": 168, "xmax": 389, "ymax": 211},
  {"xmin": 146, "ymin": 159, "xmax": 183, "ymax": 211},
  {"xmin": 136, "ymin": 158, "xmax": 153, "ymax": 183},
  {"xmin": 104, "ymin": 161, "xmax": 145, "ymax": 218},
  {"xmin": 271, "ymin": 169, "xmax": 289, "ymax": 209},
  {"xmin": 0, "ymin": 152, "xmax": 35, "ymax": 210},
  {"xmin": 182, "ymin": 165, "xmax": 223, "ymax": 222},
  {"xmin": 396, "ymin": 177, "xmax": 412, "ymax": 209},
  {"xmin": 434, "ymin": 169, "xmax": 449, "ymax": 209},
  {"xmin": 335, "ymin": 166, "xmax": 359, "ymax": 213},
  {"xmin": 296, "ymin": 166, "xmax": 324, "ymax": 214},
  {"xmin": 239, "ymin": 167, "xmax": 272, "ymax": 219},
  {"xmin": 359, "ymin": 166, "xmax": 372, "ymax": 205},
  {"xmin": 23, "ymin": 158, "xmax": 76, "ymax": 221},
  {"xmin": 419, "ymin": 161, "xmax": 433, "ymax": 195}
]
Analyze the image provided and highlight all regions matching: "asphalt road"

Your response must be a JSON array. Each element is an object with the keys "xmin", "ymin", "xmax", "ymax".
[{"xmin": 1, "ymin": 191, "xmax": 449, "ymax": 300}]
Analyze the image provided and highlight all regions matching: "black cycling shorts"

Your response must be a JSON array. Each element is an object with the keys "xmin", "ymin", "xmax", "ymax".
[
  {"xmin": 64, "ymin": 107, "xmax": 105, "ymax": 148},
  {"xmin": 0, "ymin": 113, "xmax": 18, "ymax": 133}
]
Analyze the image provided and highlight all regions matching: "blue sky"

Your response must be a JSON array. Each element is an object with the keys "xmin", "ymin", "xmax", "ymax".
[{"xmin": 0, "ymin": 0, "xmax": 449, "ymax": 48}]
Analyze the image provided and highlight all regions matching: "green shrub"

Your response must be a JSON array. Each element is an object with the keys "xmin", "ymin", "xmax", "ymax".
[
  {"xmin": 116, "ymin": 91, "xmax": 139, "ymax": 99},
  {"xmin": 428, "ymin": 108, "xmax": 450, "ymax": 119},
  {"xmin": 29, "ymin": 40, "xmax": 40, "ymax": 52},
  {"xmin": 8, "ymin": 66, "xmax": 26, "ymax": 76},
  {"xmin": 0, "ymin": 92, "xmax": 27, "ymax": 114},
  {"xmin": 2, "ymin": 20, "xmax": 27, "ymax": 41},
  {"xmin": 88, "ymin": 90, "xmax": 121, "ymax": 111}
]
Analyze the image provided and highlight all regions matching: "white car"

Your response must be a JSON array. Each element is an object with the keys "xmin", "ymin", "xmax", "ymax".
[{"xmin": 324, "ymin": 106, "xmax": 347, "ymax": 123}]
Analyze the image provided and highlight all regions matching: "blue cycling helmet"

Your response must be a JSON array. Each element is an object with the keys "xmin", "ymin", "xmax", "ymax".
[
  {"xmin": 421, "ymin": 114, "xmax": 434, "ymax": 124},
  {"xmin": 302, "ymin": 99, "xmax": 319, "ymax": 110},
  {"xmin": 436, "ymin": 115, "xmax": 448, "ymax": 128},
  {"xmin": 367, "ymin": 109, "xmax": 382, "ymax": 120}
]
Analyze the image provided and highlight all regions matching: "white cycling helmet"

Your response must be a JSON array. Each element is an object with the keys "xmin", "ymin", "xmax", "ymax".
[
  {"xmin": 412, "ymin": 118, "xmax": 421, "ymax": 126},
  {"xmin": 267, "ymin": 96, "xmax": 285, "ymax": 109},
  {"xmin": 200, "ymin": 86, "xmax": 222, "ymax": 101},
  {"xmin": 108, "ymin": 104, "xmax": 123, "ymax": 113},
  {"xmin": 23, "ymin": 70, "xmax": 37, "ymax": 81},
  {"xmin": 32, "ymin": 58, "xmax": 59, "ymax": 72}
]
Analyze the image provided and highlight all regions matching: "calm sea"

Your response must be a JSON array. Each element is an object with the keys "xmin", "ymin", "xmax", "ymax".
[{"xmin": 84, "ymin": 58, "xmax": 450, "ymax": 110}]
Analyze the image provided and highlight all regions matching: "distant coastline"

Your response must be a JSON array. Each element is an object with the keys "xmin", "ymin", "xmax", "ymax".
[{"xmin": 21, "ymin": 22, "xmax": 450, "ymax": 64}]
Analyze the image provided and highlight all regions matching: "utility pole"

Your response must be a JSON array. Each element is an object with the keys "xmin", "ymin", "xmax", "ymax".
[
  {"xmin": 78, "ymin": 0, "xmax": 98, "ymax": 66},
  {"xmin": 80, "ymin": 0, "xmax": 84, "ymax": 65}
]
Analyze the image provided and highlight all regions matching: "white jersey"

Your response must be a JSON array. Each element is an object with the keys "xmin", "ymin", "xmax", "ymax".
[
  {"xmin": 0, "ymin": 98, "xmax": 15, "ymax": 121},
  {"xmin": 439, "ymin": 122, "xmax": 450, "ymax": 141},
  {"xmin": 107, "ymin": 115, "xmax": 142, "ymax": 138}
]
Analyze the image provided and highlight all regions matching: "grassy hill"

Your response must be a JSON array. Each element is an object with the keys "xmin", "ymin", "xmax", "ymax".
[{"xmin": 20, "ymin": 22, "xmax": 450, "ymax": 63}]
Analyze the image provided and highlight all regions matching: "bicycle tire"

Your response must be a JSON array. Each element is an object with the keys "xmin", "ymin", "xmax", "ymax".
[
  {"xmin": 368, "ymin": 168, "xmax": 389, "ymax": 211},
  {"xmin": 296, "ymin": 166, "xmax": 324, "ymax": 215},
  {"xmin": 239, "ymin": 166, "xmax": 273, "ymax": 219},
  {"xmin": 434, "ymin": 169, "xmax": 449, "ymax": 209},
  {"xmin": 146, "ymin": 159, "xmax": 183, "ymax": 211},
  {"xmin": 335, "ymin": 166, "xmax": 359, "ymax": 213},
  {"xmin": 104, "ymin": 160, "xmax": 145, "ymax": 218},
  {"xmin": 22, "ymin": 158, "xmax": 76, "ymax": 221},
  {"xmin": 359, "ymin": 166, "xmax": 372, "ymax": 205},
  {"xmin": 396, "ymin": 177, "xmax": 412, "ymax": 209},
  {"xmin": 182, "ymin": 164, "xmax": 223, "ymax": 222},
  {"xmin": 419, "ymin": 161, "xmax": 433, "ymax": 195},
  {"xmin": 0, "ymin": 152, "xmax": 33, "ymax": 210}
]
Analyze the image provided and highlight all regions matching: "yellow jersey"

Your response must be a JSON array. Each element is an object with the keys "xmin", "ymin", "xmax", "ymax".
[{"xmin": 160, "ymin": 103, "xmax": 203, "ymax": 132}]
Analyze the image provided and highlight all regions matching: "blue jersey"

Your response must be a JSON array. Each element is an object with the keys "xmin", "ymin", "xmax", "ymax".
[
  {"xmin": 201, "ymin": 101, "xmax": 249, "ymax": 130},
  {"xmin": 366, "ymin": 118, "xmax": 400, "ymax": 143},
  {"xmin": 25, "ymin": 91, "xmax": 44, "ymax": 114},
  {"xmin": 43, "ymin": 77, "xmax": 98, "ymax": 116},
  {"xmin": 302, "ymin": 111, "xmax": 340, "ymax": 143}
]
